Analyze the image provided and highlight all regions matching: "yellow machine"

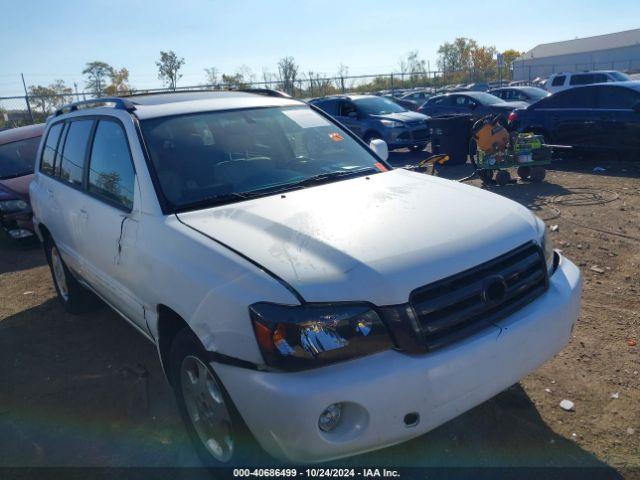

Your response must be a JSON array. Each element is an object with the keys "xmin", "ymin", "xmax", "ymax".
[{"xmin": 472, "ymin": 115, "xmax": 509, "ymax": 154}]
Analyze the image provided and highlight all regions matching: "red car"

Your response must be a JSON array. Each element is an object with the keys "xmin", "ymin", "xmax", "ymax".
[{"xmin": 0, "ymin": 123, "xmax": 45, "ymax": 240}]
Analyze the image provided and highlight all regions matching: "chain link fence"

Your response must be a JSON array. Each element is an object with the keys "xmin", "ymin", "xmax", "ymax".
[
  {"xmin": 2, "ymin": 59, "xmax": 639, "ymax": 130},
  {"xmin": 0, "ymin": 67, "xmax": 522, "ymax": 129}
]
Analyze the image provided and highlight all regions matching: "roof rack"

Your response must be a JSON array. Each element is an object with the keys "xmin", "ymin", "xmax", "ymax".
[{"xmin": 54, "ymin": 97, "xmax": 137, "ymax": 117}]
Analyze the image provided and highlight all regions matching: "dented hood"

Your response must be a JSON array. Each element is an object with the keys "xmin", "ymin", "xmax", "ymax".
[{"xmin": 177, "ymin": 169, "xmax": 541, "ymax": 305}]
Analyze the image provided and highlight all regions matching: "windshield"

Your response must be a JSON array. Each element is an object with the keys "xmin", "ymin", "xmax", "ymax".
[
  {"xmin": 472, "ymin": 92, "xmax": 506, "ymax": 105},
  {"xmin": 141, "ymin": 106, "xmax": 387, "ymax": 211},
  {"xmin": 610, "ymin": 71, "xmax": 631, "ymax": 81},
  {"xmin": 353, "ymin": 97, "xmax": 407, "ymax": 115},
  {"xmin": 0, "ymin": 136, "xmax": 41, "ymax": 180},
  {"xmin": 521, "ymin": 87, "xmax": 550, "ymax": 101}
]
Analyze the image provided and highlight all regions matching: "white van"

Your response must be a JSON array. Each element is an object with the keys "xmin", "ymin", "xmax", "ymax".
[
  {"xmin": 546, "ymin": 70, "xmax": 630, "ymax": 93},
  {"xmin": 30, "ymin": 91, "xmax": 582, "ymax": 465}
]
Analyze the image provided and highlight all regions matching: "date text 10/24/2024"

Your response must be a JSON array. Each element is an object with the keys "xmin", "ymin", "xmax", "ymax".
[{"xmin": 233, "ymin": 468, "xmax": 401, "ymax": 478}]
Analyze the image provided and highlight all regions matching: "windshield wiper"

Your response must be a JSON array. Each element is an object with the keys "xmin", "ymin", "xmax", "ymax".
[
  {"xmin": 174, "ymin": 192, "xmax": 253, "ymax": 212},
  {"xmin": 285, "ymin": 167, "xmax": 379, "ymax": 189},
  {"xmin": 174, "ymin": 167, "xmax": 379, "ymax": 212}
]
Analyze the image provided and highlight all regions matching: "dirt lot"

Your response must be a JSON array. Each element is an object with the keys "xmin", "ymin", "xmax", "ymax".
[{"xmin": 0, "ymin": 153, "xmax": 638, "ymax": 477}]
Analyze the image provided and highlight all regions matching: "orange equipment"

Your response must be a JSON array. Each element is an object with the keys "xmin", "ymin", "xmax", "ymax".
[{"xmin": 472, "ymin": 115, "xmax": 509, "ymax": 154}]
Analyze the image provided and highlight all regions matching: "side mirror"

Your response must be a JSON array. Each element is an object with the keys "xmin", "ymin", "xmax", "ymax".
[
  {"xmin": 369, "ymin": 138, "xmax": 389, "ymax": 162},
  {"xmin": 469, "ymin": 103, "xmax": 478, "ymax": 110},
  {"xmin": 348, "ymin": 111, "xmax": 359, "ymax": 119}
]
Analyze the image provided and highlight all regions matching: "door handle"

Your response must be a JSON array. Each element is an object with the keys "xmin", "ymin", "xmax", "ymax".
[
  {"xmin": 47, "ymin": 188, "xmax": 54, "ymax": 199},
  {"xmin": 78, "ymin": 209, "xmax": 89, "ymax": 220}
]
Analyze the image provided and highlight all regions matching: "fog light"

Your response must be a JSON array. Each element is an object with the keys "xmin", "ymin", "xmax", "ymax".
[{"xmin": 318, "ymin": 403, "xmax": 342, "ymax": 432}]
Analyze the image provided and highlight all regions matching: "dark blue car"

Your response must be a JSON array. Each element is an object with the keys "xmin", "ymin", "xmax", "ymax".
[
  {"xmin": 310, "ymin": 95, "xmax": 431, "ymax": 151},
  {"xmin": 508, "ymin": 82, "xmax": 640, "ymax": 155}
]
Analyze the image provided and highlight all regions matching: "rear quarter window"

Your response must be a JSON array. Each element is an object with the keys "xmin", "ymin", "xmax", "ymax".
[{"xmin": 551, "ymin": 75, "xmax": 566, "ymax": 87}]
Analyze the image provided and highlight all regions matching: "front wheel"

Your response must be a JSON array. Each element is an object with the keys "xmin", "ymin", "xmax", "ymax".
[{"xmin": 170, "ymin": 328, "xmax": 265, "ymax": 466}]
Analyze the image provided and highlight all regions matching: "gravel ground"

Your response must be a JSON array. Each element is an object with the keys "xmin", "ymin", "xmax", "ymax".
[{"xmin": 0, "ymin": 152, "xmax": 638, "ymax": 478}]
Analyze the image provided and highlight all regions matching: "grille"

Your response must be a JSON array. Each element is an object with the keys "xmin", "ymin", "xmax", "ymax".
[
  {"xmin": 411, "ymin": 128, "xmax": 430, "ymax": 141},
  {"xmin": 409, "ymin": 242, "xmax": 548, "ymax": 351}
]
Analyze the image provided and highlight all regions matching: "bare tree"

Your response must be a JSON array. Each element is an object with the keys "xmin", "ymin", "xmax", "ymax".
[
  {"xmin": 336, "ymin": 63, "xmax": 349, "ymax": 92},
  {"xmin": 261, "ymin": 67, "xmax": 275, "ymax": 87},
  {"xmin": 204, "ymin": 67, "xmax": 219, "ymax": 87},
  {"xmin": 156, "ymin": 50, "xmax": 185, "ymax": 90},
  {"xmin": 277, "ymin": 56, "xmax": 299, "ymax": 96},
  {"xmin": 82, "ymin": 61, "xmax": 114, "ymax": 97}
]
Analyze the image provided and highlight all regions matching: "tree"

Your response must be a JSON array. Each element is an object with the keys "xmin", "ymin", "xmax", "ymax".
[
  {"xmin": 336, "ymin": 63, "xmax": 349, "ymax": 92},
  {"xmin": 204, "ymin": 67, "xmax": 219, "ymax": 87},
  {"xmin": 471, "ymin": 46, "xmax": 498, "ymax": 81},
  {"xmin": 221, "ymin": 72, "xmax": 247, "ymax": 89},
  {"xmin": 49, "ymin": 79, "xmax": 73, "ymax": 108},
  {"xmin": 28, "ymin": 85, "xmax": 56, "ymax": 115},
  {"xmin": 83, "ymin": 61, "xmax": 114, "ymax": 97},
  {"xmin": 437, "ymin": 38, "xmax": 477, "ymax": 78},
  {"xmin": 104, "ymin": 68, "xmax": 132, "ymax": 95},
  {"xmin": 261, "ymin": 67, "xmax": 275, "ymax": 87},
  {"xmin": 28, "ymin": 80, "xmax": 72, "ymax": 116},
  {"xmin": 156, "ymin": 50, "xmax": 185, "ymax": 90},
  {"xmin": 500, "ymin": 49, "xmax": 522, "ymax": 79},
  {"xmin": 277, "ymin": 56, "xmax": 299, "ymax": 95},
  {"xmin": 398, "ymin": 51, "xmax": 427, "ymax": 83}
]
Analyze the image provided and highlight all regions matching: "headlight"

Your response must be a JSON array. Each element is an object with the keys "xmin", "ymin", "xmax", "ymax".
[
  {"xmin": 0, "ymin": 199, "xmax": 29, "ymax": 213},
  {"xmin": 541, "ymin": 228, "xmax": 556, "ymax": 275},
  {"xmin": 380, "ymin": 119, "xmax": 405, "ymax": 128},
  {"xmin": 250, "ymin": 302, "xmax": 392, "ymax": 370}
]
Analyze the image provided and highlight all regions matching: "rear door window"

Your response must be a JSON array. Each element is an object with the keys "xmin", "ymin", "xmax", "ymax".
[
  {"xmin": 40, "ymin": 123, "xmax": 63, "ymax": 176},
  {"xmin": 59, "ymin": 119, "xmax": 94, "ymax": 187},
  {"xmin": 551, "ymin": 75, "xmax": 566, "ymax": 87},
  {"xmin": 87, "ymin": 120, "xmax": 136, "ymax": 210}
]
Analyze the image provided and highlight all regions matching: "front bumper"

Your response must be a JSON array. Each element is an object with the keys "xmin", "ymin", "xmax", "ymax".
[
  {"xmin": 215, "ymin": 255, "xmax": 581, "ymax": 463},
  {"xmin": 385, "ymin": 126, "xmax": 430, "ymax": 150}
]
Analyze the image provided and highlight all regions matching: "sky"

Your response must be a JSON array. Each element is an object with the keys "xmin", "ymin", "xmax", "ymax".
[{"xmin": 1, "ymin": 0, "xmax": 639, "ymax": 96}]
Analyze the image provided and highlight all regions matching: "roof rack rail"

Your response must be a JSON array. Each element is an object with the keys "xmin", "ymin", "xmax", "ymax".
[
  {"xmin": 54, "ymin": 97, "xmax": 137, "ymax": 117},
  {"xmin": 238, "ymin": 88, "xmax": 291, "ymax": 98}
]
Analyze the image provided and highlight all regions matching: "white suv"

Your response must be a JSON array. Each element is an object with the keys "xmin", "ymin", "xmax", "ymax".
[
  {"xmin": 30, "ymin": 91, "xmax": 582, "ymax": 465},
  {"xmin": 545, "ymin": 70, "xmax": 631, "ymax": 93}
]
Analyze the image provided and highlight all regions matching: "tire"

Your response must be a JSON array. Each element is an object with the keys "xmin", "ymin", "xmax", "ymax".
[
  {"xmin": 169, "ymin": 328, "xmax": 266, "ymax": 467},
  {"xmin": 530, "ymin": 166, "xmax": 546, "ymax": 183},
  {"xmin": 495, "ymin": 170, "xmax": 511, "ymax": 186},
  {"xmin": 517, "ymin": 165, "xmax": 532, "ymax": 180},
  {"xmin": 478, "ymin": 169, "xmax": 494, "ymax": 184},
  {"xmin": 44, "ymin": 237, "xmax": 97, "ymax": 314}
]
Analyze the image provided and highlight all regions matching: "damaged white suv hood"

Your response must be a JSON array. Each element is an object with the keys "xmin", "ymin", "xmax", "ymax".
[{"xmin": 177, "ymin": 169, "xmax": 541, "ymax": 305}]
